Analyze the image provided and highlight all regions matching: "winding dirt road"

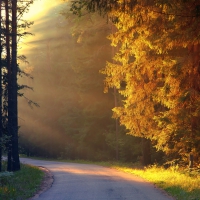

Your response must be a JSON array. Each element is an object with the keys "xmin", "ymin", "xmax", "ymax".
[{"xmin": 20, "ymin": 158, "xmax": 174, "ymax": 200}]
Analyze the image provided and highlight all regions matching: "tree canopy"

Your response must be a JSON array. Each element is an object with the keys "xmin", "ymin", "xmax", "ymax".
[{"xmin": 70, "ymin": 0, "xmax": 200, "ymax": 164}]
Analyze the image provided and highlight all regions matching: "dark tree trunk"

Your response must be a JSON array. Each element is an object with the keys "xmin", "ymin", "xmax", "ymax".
[
  {"xmin": 5, "ymin": 0, "xmax": 12, "ymax": 172},
  {"xmin": 114, "ymin": 87, "xmax": 119, "ymax": 161},
  {"xmin": 11, "ymin": 0, "xmax": 20, "ymax": 171},
  {"xmin": 142, "ymin": 138, "xmax": 151, "ymax": 166},
  {"xmin": 0, "ymin": 0, "xmax": 2, "ymax": 172},
  {"xmin": 189, "ymin": 153, "xmax": 194, "ymax": 169}
]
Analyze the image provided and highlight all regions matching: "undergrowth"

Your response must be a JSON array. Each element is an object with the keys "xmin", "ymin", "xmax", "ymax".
[{"xmin": 0, "ymin": 162, "xmax": 44, "ymax": 200}]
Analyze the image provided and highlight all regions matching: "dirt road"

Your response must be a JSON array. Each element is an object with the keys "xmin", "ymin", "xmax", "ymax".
[{"xmin": 20, "ymin": 158, "xmax": 174, "ymax": 200}]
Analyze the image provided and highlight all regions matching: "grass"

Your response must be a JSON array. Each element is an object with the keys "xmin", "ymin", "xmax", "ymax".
[
  {"xmin": 0, "ymin": 162, "xmax": 44, "ymax": 200},
  {"xmin": 109, "ymin": 163, "xmax": 200, "ymax": 200}
]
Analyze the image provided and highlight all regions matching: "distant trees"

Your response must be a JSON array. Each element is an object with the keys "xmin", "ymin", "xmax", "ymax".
[
  {"xmin": 19, "ymin": 5, "xmax": 116, "ymax": 160},
  {"xmin": 59, "ymin": 1, "xmax": 162, "ymax": 164},
  {"xmin": 0, "ymin": 0, "xmax": 34, "ymax": 171},
  {"xmin": 60, "ymin": 10, "xmax": 114, "ymax": 160},
  {"xmin": 70, "ymin": 0, "xmax": 200, "ymax": 165},
  {"xmin": 18, "ymin": 2, "xmax": 148, "ymax": 163}
]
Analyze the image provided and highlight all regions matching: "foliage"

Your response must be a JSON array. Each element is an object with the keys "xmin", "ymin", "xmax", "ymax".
[
  {"xmin": 93, "ymin": 0, "xmax": 200, "ymax": 163},
  {"xmin": 70, "ymin": 0, "xmax": 140, "ymax": 17}
]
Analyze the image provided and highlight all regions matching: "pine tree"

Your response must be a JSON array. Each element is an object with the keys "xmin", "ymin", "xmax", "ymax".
[
  {"xmin": 10, "ymin": 0, "xmax": 20, "ymax": 171},
  {"xmin": 0, "ymin": 0, "xmax": 34, "ymax": 171}
]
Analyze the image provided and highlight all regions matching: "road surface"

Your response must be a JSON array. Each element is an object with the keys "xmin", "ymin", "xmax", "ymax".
[{"xmin": 20, "ymin": 157, "xmax": 174, "ymax": 200}]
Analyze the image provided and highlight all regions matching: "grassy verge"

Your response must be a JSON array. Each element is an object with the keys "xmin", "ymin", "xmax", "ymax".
[
  {"xmin": 109, "ymin": 163, "xmax": 200, "ymax": 200},
  {"xmin": 0, "ymin": 163, "xmax": 44, "ymax": 200}
]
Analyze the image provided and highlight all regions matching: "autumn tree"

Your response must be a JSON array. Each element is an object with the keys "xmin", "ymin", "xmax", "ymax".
[
  {"xmin": 104, "ymin": 1, "xmax": 200, "ymax": 164},
  {"xmin": 70, "ymin": 0, "xmax": 200, "ymax": 165},
  {"xmin": 150, "ymin": 0, "xmax": 200, "ymax": 164}
]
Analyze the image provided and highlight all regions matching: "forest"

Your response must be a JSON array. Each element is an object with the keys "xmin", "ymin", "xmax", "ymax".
[{"xmin": 0, "ymin": 0, "xmax": 200, "ymax": 172}]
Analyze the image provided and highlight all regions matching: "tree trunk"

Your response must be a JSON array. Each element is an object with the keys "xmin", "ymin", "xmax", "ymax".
[
  {"xmin": 114, "ymin": 87, "xmax": 119, "ymax": 161},
  {"xmin": 11, "ymin": 0, "xmax": 20, "ymax": 171},
  {"xmin": 5, "ymin": 0, "xmax": 12, "ymax": 172},
  {"xmin": 142, "ymin": 138, "xmax": 151, "ymax": 166},
  {"xmin": 189, "ymin": 153, "xmax": 194, "ymax": 169},
  {"xmin": 0, "ymin": 0, "xmax": 2, "ymax": 172}
]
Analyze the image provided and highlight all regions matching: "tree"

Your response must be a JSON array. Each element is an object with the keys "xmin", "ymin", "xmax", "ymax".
[
  {"xmin": 102, "ymin": 1, "xmax": 200, "ymax": 164},
  {"xmin": 70, "ymin": 0, "xmax": 200, "ymax": 165},
  {"xmin": 150, "ymin": 0, "xmax": 200, "ymax": 163},
  {"xmin": 70, "ymin": 0, "xmax": 137, "ymax": 16},
  {"xmin": 10, "ymin": 0, "xmax": 20, "ymax": 171},
  {"xmin": 0, "ymin": 0, "xmax": 34, "ymax": 171}
]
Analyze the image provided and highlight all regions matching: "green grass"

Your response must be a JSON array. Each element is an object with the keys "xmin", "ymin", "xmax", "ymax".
[
  {"xmin": 0, "ymin": 163, "xmax": 44, "ymax": 200},
  {"xmin": 109, "ymin": 164, "xmax": 200, "ymax": 200}
]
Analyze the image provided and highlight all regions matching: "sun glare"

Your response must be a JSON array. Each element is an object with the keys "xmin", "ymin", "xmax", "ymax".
[
  {"xmin": 19, "ymin": 0, "xmax": 65, "ymax": 61},
  {"xmin": 23, "ymin": 0, "xmax": 62, "ymax": 20}
]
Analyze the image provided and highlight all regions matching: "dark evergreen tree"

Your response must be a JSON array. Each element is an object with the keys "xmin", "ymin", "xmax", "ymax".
[
  {"xmin": 10, "ymin": 0, "xmax": 20, "ymax": 171},
  {"xmin": 0, "ymin": 0, "xmax": 34, "ymax": 171}
]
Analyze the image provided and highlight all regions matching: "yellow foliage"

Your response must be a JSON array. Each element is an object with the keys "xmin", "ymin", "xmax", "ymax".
[{"xmin": 100, "ymin": 0, "xmax": 200, "ymax": 161}]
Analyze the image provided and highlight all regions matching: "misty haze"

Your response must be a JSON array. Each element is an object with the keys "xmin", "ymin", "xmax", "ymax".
[{"xmin": 18, "ymin": 2, "xmax": 139, "ymax": 161}]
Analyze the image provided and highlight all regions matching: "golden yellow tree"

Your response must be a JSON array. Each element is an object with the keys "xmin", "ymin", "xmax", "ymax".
[{"xmin": 101, "ymin": 0, "xmax": 200, "ymax": 163}]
